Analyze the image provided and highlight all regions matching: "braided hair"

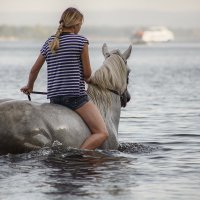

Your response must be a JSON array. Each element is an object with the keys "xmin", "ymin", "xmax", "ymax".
[{"xmin": 49, "ymin": 7, "xmax": 83, "ymax": 53}]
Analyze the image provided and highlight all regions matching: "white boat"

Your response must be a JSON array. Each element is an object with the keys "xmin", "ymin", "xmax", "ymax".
[{"xmin": 131, "ymin": 26, "xmax": 174, "ymax": 44}]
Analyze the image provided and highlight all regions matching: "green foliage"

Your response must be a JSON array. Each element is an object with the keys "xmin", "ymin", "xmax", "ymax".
[{"xmin": 0, "ymin": 25, "xmax": 55, "ymax": 40}]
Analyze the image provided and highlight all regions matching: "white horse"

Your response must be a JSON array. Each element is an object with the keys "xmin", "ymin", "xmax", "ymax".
[{"xmin": 0, "ymin": 44, "xmax": 132, "ymax": 154}]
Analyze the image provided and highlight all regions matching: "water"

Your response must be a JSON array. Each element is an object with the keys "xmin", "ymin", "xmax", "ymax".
[{"xmin": 0, "ymin": 40, "xmax": 200, "ymax": 200}]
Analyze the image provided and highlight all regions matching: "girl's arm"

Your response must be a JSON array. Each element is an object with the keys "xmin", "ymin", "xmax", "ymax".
[
  {"xmin": 21, "ymin": 53, "xmax": 45, "ymax": 94},
  {"xmin": 81, "ymin": 43, "xmax": 92, "ymax": 83}
]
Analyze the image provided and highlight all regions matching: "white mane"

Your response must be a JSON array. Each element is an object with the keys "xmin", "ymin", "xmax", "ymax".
[{"xmin": 87, "ymin": 53, "xmax": 128, "ymax": 116}]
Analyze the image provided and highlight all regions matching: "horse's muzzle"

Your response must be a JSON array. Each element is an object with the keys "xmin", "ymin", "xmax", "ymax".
[{"xmin": 121, "ymin": 90, "xmax": 131, "ymax": 107}]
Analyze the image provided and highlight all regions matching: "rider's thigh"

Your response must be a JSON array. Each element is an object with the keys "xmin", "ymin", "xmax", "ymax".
[{"xmin": 75, "ymin": 101, "xmax": 108, "ymax": 134}]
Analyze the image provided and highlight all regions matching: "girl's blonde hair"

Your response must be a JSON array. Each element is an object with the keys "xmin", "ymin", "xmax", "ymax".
[{"xmin": 49, "ymin": 7, "xmax": 83, "ymax": 53}]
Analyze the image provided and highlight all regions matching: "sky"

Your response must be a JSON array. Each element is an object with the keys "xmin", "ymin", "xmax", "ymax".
[{"xmin": 0, "ymin": 0, "xmax": 200, "ymax": 28}]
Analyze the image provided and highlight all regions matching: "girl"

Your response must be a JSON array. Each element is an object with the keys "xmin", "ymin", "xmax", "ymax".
[{"xmin": 21, "ymin": 7, "xmax": 108, "ymax": 150}]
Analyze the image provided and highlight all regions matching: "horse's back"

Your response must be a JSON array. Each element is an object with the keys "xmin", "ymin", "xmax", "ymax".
[{"xmin": 0, "ymin": 99, "xmax": 90, "ymax": 154}]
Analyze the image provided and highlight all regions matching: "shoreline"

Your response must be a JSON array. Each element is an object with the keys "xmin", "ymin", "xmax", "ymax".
[{"xmin": 1, "ymin": 25, "xmax": 200, "ymax": 43}]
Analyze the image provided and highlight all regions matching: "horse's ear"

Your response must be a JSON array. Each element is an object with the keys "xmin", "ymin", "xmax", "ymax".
[
  {"xmin": 122, "ymin": 45, "xmax": 132, "ymax": 60},
  {"xmin": 102, "ymin": 43, "xmax": 110, "ymax": 58}
]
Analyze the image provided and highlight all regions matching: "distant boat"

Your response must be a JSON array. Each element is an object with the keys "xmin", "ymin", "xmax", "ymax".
[{"xmin": 131, "ymin": 26, "xmax": 174, "ymax": 44}]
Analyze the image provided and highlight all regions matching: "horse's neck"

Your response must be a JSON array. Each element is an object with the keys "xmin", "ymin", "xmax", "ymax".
[
  {"xmin": 107, "ymin": 94, "xmax": 121, "ymax": 132},
  {"xmin": 103, "ymin": 94, "xmax": 121, "ymax": 149}
]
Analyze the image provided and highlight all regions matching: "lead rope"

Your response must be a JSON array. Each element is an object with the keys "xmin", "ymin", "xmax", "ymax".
[{"xmin": 27, "ymin": 94, "xmax": 31, "ymax": 101}]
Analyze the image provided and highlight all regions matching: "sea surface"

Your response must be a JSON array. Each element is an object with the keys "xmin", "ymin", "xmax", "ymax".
[{"xmin": 0, "ymin": 40, "xmax": 200, "ymax": 200}]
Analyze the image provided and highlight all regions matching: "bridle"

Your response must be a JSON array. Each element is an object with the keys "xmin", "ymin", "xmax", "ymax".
[{"xmin": 104, "ymin": 53, "xmax": 130, "ymax": 107}]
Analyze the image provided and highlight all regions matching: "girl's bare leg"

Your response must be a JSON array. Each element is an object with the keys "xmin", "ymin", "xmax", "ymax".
[{"xmin": 75, "ymin": 101, "xmax": 108, "ymax": 150}]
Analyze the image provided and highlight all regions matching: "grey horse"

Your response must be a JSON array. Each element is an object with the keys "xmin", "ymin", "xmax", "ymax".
[{"xmin": 0, "ymin": 44, "xmax": 132, "ymax": 154}]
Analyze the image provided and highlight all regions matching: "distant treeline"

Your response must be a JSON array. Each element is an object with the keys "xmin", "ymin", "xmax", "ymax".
[
  {"xmin": 0, "ymin": 25, "xmax": 55, "ymax": 40},
  {"xmin": 0, "ymin": 25, "xmax": 133, "ymax": 41},
  {"xmin": 0, "ymin": 25, "xmax": 200, "ymax": 42}
]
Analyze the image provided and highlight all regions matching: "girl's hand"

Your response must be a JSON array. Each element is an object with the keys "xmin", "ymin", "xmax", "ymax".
[{"xmin": 20, "ymin": 85, "xmax": 33, "ymax": 94}]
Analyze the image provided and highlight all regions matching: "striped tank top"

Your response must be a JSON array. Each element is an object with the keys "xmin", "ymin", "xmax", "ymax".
[{"xmin": 40, "ymin": 33, "xmax": 89, "ymax": 99}]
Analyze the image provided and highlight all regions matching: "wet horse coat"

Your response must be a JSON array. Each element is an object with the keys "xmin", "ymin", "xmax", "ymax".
[{"xmin": 0, "ymin": 44, "xmax": 132, "ymax": 154}]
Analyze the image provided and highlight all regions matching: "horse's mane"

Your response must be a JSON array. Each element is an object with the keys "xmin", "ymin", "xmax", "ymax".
[{"xmin": 87, "ymin": 53, "xmax": 128, "ymax": 116}]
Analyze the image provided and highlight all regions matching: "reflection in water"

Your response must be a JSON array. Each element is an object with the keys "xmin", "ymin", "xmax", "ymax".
[
  {"xmin": 0, "ymin": 143, "xmax": 148, "ymax": 199},
  {"xmin": 42, "ymin": 145, "xmax": 140, "ymax": 198}
]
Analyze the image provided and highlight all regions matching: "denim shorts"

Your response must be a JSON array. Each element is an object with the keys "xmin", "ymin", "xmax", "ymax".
[{"xmin": 50, "ymin": 95, "xmax": 89, "ymax": 110}]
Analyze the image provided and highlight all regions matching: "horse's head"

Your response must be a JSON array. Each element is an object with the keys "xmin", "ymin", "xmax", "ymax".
[
  {"xmin": 102, "ymin": 43, "xmax": 132, "ymax": 107},
  {"xmin": 88, "ymin": 43, "xmax": 132, "ymax": 114}
]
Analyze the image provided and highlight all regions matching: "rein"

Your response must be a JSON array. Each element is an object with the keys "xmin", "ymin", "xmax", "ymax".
[
  {"xmin": 27, "ymin": 89, "xmax": 122, "ymax": 101},
  {"xmin": 27, "ymin": 91, "xmax": 47, "ymax": 101},
  {"xmin": 27, "ymin": 88, "xmax": 124, "ymax": 101}
]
